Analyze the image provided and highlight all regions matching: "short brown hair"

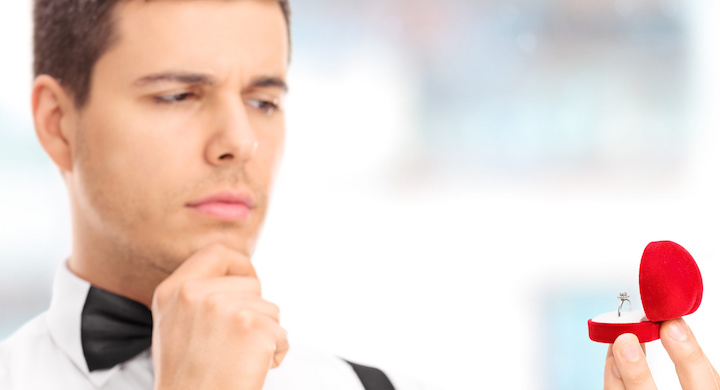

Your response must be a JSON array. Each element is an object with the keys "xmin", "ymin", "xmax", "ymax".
[{"xmin": 33, "ymin": 0, "xmax": 291, "ymax": 108}]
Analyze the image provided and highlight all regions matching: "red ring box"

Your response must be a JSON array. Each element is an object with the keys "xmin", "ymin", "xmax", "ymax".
[{"xmin": 587, "ymin": 241, "xmax": 703, "ymax": 343}]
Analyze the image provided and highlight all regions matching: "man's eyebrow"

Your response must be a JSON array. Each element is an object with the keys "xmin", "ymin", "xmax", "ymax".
[
  {"xmin": 250, "ymin": 76, "xmax": 288, "ymax": 92},
  {"xmin": 133, "ymin": 72, "xmax": 216, "ymax": 87},
  {"xmin": 133, "ymin": 72, "xmax": 288, "ymax": 92}
]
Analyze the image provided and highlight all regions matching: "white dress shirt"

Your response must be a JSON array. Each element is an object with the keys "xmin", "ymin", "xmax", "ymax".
[{"xmin": 0, "ymin": 262, "xmax": 419, "ymax": 390}]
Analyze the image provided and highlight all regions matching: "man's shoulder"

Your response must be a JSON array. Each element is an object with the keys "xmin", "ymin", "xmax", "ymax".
[
  {"xmin": 0, "ymin": 312, "xmax": 51, "ymax": 356},
  {"xmin": 0, "ymin": 313, "xmax": 51, "ymax": 378},
  {"xmin": 0, "ymin": 312, "xmax": 78, "ymax": 388}
]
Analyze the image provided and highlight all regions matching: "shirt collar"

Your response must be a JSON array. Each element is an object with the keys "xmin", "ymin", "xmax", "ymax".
[{"xmin": 46, "ymin": 261, "xmax": 122, "ymax": 387}]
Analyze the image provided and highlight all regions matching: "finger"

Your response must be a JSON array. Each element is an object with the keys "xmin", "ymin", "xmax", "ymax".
[
  {"xmin": 203, "ymin": 289, "xmax": 281, "ymax": 323},
  {"xmin": 613, "ymin": 333, "xmax": 657, "ymax": 390},
  {"xmin": 176, "ymin": 276, "xmax": 263, "ymax": 300},
  {"xmin": 231, "ymin": 315, "xmax": 288, "ymax": 375},
  {"xmin": 605, "ymin": 344, "xmax": 626, "ymax": 390},
  {"xmin": 271, "ymin": 327, "xmax": 290, "ymax": 369},
  {"xmin": 660, "ymin": 318, "xmax": 720, "ymax": 389},
  {"xmin": 226, "ymin": 319, "xmax": 278, "ymax": 389},
  {"xmin": 259, "ymin": 311, "xmax": 288, "ymax": 363},
  {"xmin": 154, "ymin": 245, "xmax": 257, "ymax": 307},
  {"xmin": 170, "ymin": 244, "xmax": 257, "ymax": 280}
]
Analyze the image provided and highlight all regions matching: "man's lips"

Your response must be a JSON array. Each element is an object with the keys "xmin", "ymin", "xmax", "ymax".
[{"xmin": 186, "ymin": 192, "xmax": 255, "ymax": 221}]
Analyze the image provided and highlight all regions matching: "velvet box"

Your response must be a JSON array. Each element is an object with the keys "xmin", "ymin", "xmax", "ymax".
[{"xmin": 587, "ymin": 241, "xmax": 703, "ymax": 343}]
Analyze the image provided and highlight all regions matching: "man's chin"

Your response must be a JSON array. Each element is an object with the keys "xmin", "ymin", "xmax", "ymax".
[
  {"xmin": 181, "ymin": 234, "xmax": 257, "ymax": 258},
  {"xmin": 135, "ymin": 231, "xmax": 257, "ymax": 275}
]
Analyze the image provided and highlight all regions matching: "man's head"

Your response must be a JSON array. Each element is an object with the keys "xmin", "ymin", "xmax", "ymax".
[{"xmin": 31, "ymin": 0, "xmax": 291, "ymax": 302}]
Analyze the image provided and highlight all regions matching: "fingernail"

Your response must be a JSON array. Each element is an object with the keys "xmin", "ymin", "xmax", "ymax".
[
  {"xmin": 621, "ymin": 341, "xmax": 642, "ymax": 362},
  {"xmin": 679, "ymin": 318, "xmax": 690, "ymax": 332},
  {"xmin": 668, "ymin": 320, "xmax": 688, "ymax": 342}
]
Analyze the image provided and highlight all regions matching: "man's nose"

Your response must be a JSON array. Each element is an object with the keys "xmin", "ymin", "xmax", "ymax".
[{"xmin": 205, "ymin": 99, "xmax": 258, "ymax": 166}]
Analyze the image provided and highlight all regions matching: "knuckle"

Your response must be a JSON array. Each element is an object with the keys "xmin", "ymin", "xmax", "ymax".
[
  {"xmin": 204, "ymin": 293, "xmax": 226, "ymax": 313},
  {"xmin": 231, "ymin": 309, "xmax": 260, "ymax": 329},
  {"xmin": 177, "ymin": 280, "xmax": 202, "ymax": 305},
  {"xmin": 249, "ymin": 279, "xmax": 262, "ymax": 296},
  {"xmin": 269, "ymin": 302, "xmax": 280, "ymax": 317},
  {"xmin": 153, "ymin": 282, "xmax": 173, "ymax": 307},
  {"xmin": 685, "ymin": 347, "xmax": 706, "ymax": 366},
  {"xmin": 627, "ymin": 369, "xmax": 653, "ymax": 387},
  {"xmin": 266, "ymin": 302, "xmax": 281, "ymax": 322}
]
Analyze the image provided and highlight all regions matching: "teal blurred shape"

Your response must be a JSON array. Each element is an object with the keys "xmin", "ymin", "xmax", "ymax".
[
  {"xmin": 0, "ymin": 105, "xmax": 46, "ymax": 165},
  {"xmin": 539, "ymin": 285, "xmax": 627, "ymax": 390}
]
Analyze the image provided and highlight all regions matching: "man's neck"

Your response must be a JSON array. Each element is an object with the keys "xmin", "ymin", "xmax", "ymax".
[{"xmin": 68, "ymin": 223, "xmax": 169, "ymax": 307}]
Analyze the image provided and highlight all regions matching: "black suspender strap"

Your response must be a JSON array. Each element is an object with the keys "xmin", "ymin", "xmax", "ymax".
[{"xmin": 345, "ymin": 360, "xmax": 397, "ymax": 390}]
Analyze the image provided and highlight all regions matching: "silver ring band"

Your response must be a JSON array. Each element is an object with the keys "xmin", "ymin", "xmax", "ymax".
[{"xmin": 617, "ymin": 292, "xmax": 632, "ymax": 317}]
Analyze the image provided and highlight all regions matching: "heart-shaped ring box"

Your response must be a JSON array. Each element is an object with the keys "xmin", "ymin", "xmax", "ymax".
[{"xmin": 588, "ymin": 241, "xmax": 703, "ymax": 343}]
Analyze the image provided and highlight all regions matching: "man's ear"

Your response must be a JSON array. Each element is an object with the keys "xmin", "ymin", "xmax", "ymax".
[{"xmin": 32, "ymin": 75, "xmax": 77, "ymax": 173}]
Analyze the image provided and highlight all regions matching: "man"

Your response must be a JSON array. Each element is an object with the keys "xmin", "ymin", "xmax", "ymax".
[
  {"xmin": 0, "ymin": 0, "xmax": 716, "ymax": 389},
  {"xmin": 0, "ymin": 0, "xmax": 410, "ymax": 389}
]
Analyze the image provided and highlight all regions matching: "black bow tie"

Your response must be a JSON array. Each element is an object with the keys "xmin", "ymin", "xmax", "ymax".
[{"xmin": 81, "ymin": 286, "xmax": 154, "ymax": 372}]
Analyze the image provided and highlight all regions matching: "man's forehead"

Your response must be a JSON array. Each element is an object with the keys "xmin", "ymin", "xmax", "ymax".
[
  {"xmin": 102, "ymin": 0, "xmax": 289, "ymax": 84},
  {"xmin": 113, "ymin": 0, "xmax": 288, "ymax": 35}
]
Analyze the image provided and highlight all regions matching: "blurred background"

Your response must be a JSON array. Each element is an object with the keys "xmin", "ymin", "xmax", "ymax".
[{"xmin": 1, "ymin": 0, "xmax": 719, "ymax": 388}]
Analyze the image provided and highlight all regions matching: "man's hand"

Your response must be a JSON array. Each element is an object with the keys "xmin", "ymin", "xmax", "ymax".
[
  {"xmin": 151, "ymin": 245, "xmax": 289, "ymax": 390},
  {"xmin": 604, "ymin": 318, "xmax": 720, "ymax": 389}
]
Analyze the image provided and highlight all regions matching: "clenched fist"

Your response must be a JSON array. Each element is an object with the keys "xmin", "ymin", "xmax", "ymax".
[{"xmin": 151, "ymin": 245, "xmax": 289, "ymax": 390}]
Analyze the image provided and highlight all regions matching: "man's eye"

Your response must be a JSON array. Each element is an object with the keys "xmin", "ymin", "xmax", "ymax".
[
  {"xmin": 246, "ymin": 99, "xmax": 280, "ymax": 116},
  {"xmin": 154, "ymin": 92, "xmax": 195, "ymax": 104}
]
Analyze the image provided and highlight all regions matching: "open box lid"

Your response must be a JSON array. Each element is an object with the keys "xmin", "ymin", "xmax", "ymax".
[{"xmin": 640, "ymin": 241, "xmax": 703, "ymax": 322}]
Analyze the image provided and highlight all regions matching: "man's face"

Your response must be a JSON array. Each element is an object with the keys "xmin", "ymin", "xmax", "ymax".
[{"xmin": 68, "ymin": 0, "xmax": 289, "ymax": 273}]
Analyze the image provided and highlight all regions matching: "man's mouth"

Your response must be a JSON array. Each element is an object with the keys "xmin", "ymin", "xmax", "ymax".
[{"xmin": 186, "ymin": 191, "xmax": 255, "ymax": 221}]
